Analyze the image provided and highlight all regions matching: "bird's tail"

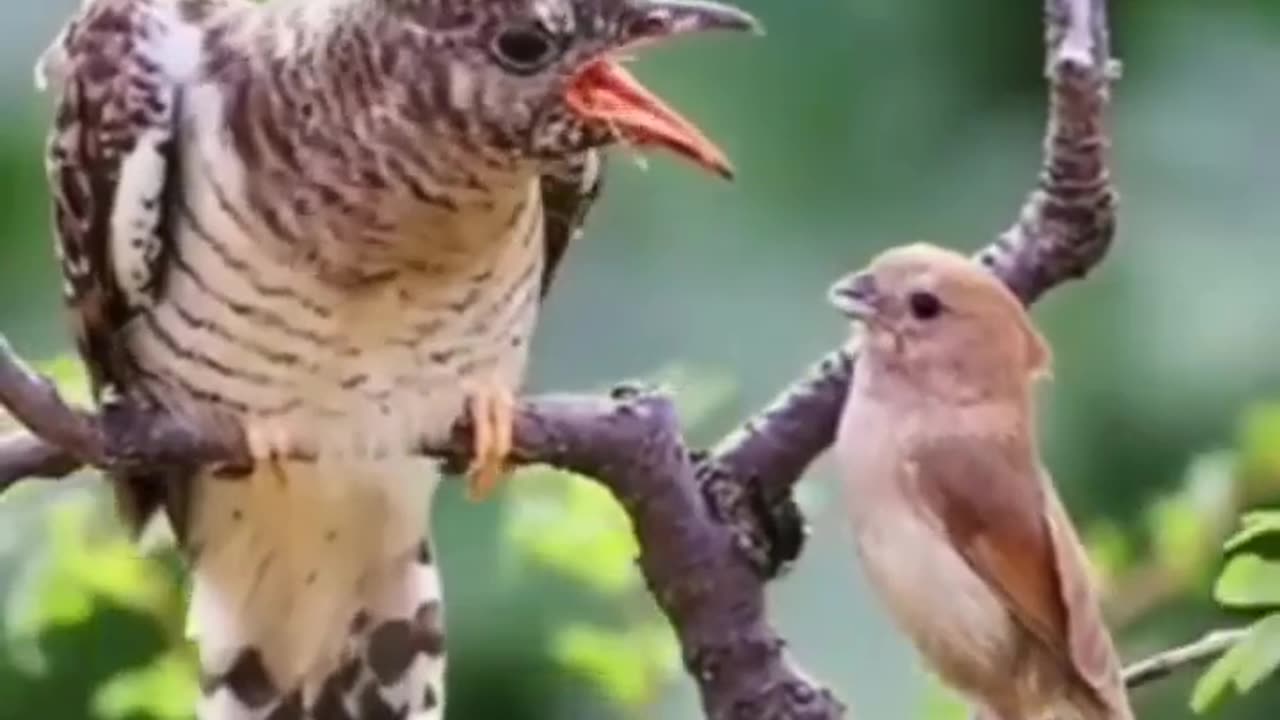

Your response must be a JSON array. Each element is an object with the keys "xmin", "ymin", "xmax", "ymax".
[{"xmin": 185, "ymin": 458, "xmax": 445, "ymax": 719}]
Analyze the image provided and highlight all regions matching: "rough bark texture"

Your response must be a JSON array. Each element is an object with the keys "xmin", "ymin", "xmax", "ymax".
[{"xmin": 0, "ymin": 1, "xmax": 1131, "ymax": 718}]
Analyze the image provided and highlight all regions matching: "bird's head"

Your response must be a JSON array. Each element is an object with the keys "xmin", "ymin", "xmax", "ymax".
[
  {"xmin": 392, "ymin": 0, "xmax": 760, "ymax": 178},
  {"xmin": 829, "ymin": 243, "xmax": 1052, "ymax": 397}
]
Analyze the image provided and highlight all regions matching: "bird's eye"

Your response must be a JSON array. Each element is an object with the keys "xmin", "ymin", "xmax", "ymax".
[
  {"xmin": 491, "ymin": 26, "xmax": 561, "ymax": 74},
  {"xmin": 908, "ymin": 291, "xmax": 943, "ymax": 320}
]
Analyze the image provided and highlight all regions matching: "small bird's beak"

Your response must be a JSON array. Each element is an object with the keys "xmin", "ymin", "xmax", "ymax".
[
  {"xmin": 828, "ymin": 272, "xmax": 882, "ymax": 321},
  {"xmin": 563, "ymin": 0, "xmax": 761, "ymax": 179}
]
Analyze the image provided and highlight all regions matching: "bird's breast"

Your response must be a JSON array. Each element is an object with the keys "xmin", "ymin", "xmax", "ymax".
[
  {"xmin": 124, "ymin": 138, "xmax": 547, "ymax": 459},
  {"xmin": 837, "ymin": 391, "xmax": 1022, "ymax": 698},
  {"xmin": 852, "ymin": 498, "xmax": 1021, "ymax": 691}
]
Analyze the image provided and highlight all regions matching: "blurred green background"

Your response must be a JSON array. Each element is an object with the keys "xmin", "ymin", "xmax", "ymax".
[{"xmin": 2, "ymin": 0, "xmax": 1280, "ymax": 718}]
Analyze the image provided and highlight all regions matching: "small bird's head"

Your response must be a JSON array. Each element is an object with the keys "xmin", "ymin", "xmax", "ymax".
[
  {"xmin": 395, "ymin": 0, "xmax": 760, "ymax": 178},
  {"xmin": 829, "ymin": 243, "xmax": 1051, "ymax": 397}
]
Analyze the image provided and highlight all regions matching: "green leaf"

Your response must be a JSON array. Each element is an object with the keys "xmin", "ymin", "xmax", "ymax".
[
  {"xmin": 1147, "ymin": 491, "xmax": 1213, "ymax": 582},
  {"xmin": 1191, "ymin": 615, "xmax": 1280, "ymax": 713},
  {"xmin": 1214, "ymin": 554, "xmax": 1280, "ymax": 608},
  {"xmin": 552, "ymin": 621, "xmax": 678, "ymax": 710},
  {"xmin": 506, "ymin": 469, "xmax": 640, "ymax": 595},
  {"xmin": 1085, "ymin": 520, "xmax": 1133, "ymax": 584},
  {"xmin": 9, "ymin": 498, "xmax": 181, "ymax": 642},
  {"xmin": 1224, "ymin": 510, "xmax": 1280, "ymax": 553},
  {"xmin": 1191, "ymin": 639, "xmax": 1245, "ymax": 713},
  {"xmin": 1238, "ymin": 404, "xmax": 1280, "ymax": 482},
  {"xmin": 919, "ymin": 674, "xmax": 968, "ymax": 720},
  {"xmin": 93, "ymin": 649, "xmax": 199, "ymax": 720},
  {"xmin": 36, "ymin": 355, "xmax": 93, "ymax": 407},
  {"xmin": 1234, "ymin": 614, "xmax": 1280, "ymax": 692}
]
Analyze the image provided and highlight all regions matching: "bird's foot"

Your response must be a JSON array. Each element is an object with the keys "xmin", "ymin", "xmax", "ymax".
[{"xmin": 463, "ymin": 379, "xmax": 516, "ymax": 501}]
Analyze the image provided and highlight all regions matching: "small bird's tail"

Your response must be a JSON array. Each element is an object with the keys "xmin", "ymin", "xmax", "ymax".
[{"xmin": 186, "ymin": 458, "xmax": 445, "ymax": 719}]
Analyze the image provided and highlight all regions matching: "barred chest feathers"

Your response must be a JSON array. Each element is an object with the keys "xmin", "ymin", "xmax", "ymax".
[
  {"xmin": 123, "ymin": 22, "xmax": 550, "ymax": 701},
  {"xmin": 125, "ymin": 30, "xmax": 548, "ymax": 460}
]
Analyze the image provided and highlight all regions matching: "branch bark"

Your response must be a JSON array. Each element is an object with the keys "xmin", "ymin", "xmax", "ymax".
[{"xmin": 0, "ymin": 0, "xmax": 1120, "ymax": 718}]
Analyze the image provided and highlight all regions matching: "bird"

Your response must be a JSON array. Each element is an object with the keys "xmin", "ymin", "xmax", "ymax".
[
  {"xmin": 828, "ymin": 243, "xmax": 1134, "ymax": 720},
  {"xmin": 34, "ymin": 0, "xmax": 759, "ymax": 717}
]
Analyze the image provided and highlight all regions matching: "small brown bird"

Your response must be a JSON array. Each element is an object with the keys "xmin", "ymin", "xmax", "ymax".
[{"xmin": 828, "ymin": 243, "xmax": 1133, "ymax": 720}]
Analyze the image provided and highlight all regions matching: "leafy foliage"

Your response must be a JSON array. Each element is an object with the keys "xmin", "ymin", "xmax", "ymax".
[
  {"xmin": 1193, "ymin": 509, "xmax": 1280, "ymax": 713},
  {"xmin": 0, "ymin": 356, "xmax": 194, "ymax": 719},
  {"xmin": 93, "ymin": 649, "xmax": 198, "ymax": 720}
]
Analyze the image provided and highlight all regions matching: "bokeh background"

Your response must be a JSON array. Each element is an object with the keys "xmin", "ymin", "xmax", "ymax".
[{"xmin": 2, "ymin": 0, "xmax": 1279, "ymax": 718}]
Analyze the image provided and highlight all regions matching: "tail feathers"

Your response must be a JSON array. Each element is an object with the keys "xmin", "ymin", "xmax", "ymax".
[
  {"xmin": 186, "ymin": 459, "xmax": 444, "ymax": 719},
  {"xmin": 196, "ymin": 542, "xmax": 446, "ymax": 720}
]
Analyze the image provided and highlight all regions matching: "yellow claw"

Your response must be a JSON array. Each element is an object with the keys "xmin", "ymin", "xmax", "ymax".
[{"xmin": 463, "ymin": 379, "xmax": 516, "ymax": 501}]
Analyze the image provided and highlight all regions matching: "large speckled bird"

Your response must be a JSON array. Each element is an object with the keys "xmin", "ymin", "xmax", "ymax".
[{"xmin": 34, "ymin": 0, "xmax": 757, "ymax": 717}]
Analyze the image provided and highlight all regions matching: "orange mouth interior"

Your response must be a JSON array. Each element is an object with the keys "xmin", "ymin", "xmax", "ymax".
[{"xmin": 564, "ymin": 58, "xmax": 734, "ymax": 179}]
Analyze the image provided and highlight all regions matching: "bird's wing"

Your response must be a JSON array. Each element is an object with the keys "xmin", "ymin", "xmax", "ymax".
[
  {"xmin": 39, "ymin": 0, "xmax": 193, "ymax": 399},
  {"xmin": 38, "ymin": 0, "xmax": 202, "ymax": 533},
  {"xmin": 538, "ymin": 150, "xmax": 605, "ymax": 298},
  {"xmin": 913, "ymin": 433, "xmax": 1123, "ymax": 704}
]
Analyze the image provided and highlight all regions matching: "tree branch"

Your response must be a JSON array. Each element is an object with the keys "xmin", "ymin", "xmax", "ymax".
[
  {"xmin": 0, "ymin": 0, "xmax": 1118, "ymax": 718},
  {"xmin": 1124, "ymin": 629, "xmax": 1248, "ymax": 690}
]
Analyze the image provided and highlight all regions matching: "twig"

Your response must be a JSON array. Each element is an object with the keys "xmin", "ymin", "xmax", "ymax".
[
  {"xmin": 0, "ymin": 432, "xmax": 83, "ymax": 487},
  {"xmin": 0, "ymin": 336, "xmax": 106, "ymax": 467},
  {"xmin": 1124, "ymin": 629, "xmax": 1249, "ymax": 689},
  {"xmin": 0, "ymin": 0, "xmax": 1118, "ymax": 717}
]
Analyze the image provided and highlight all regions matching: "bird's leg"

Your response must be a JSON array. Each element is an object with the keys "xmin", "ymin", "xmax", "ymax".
[{"xmin": 463, "ymin": 377, "xmax": 516, "ymax": 501}]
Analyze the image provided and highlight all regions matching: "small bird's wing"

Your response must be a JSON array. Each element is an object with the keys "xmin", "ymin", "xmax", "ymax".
[
  {"xmin": 913, "ymin": 434, "xmax": 1123, "ymax": 705},
  {"xmin": 1040, "ymin": 478, "xmax": 1130, "ymax": 708},
  {"xmin": 538, "ymin": 150, "xmax": 605, "ymax": 298}
]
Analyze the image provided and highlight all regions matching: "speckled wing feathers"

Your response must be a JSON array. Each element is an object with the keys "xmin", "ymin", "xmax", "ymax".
[
  {"xmin": 38, "ymin": 0, "xmax": 195, "ymax": 399},
  {"xmin": 38, "ymin": 0, "xmax": 209, "ymax": 535}
]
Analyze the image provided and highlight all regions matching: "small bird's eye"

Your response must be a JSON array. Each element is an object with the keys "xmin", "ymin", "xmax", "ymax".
[
  {"xmin": 908, "ymin": 291, "xmax": 943, "ymax": 320},
  {"xmin": 491, "ymin": 26, "xmax": 560, "ymax": 74}
]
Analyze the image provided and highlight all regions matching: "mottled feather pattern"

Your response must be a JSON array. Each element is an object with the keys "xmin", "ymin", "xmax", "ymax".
[
  {"xmin": 39, "ymin": 0, "xmax": 198, "ymax": 396},
  {"xmin": 38, "ymin": 0, "xmax": 211, "ymax": 559}
]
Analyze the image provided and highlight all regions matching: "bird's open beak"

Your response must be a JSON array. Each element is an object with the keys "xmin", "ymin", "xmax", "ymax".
[
  {"xmin": 829, "ymin": 272, "xmax": 882, "ymax": 321},
  {"xmin": 563, "ymin": 0, "xmax": 761, "ymax": 179}
]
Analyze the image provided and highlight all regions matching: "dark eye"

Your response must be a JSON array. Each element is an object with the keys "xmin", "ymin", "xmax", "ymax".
[
  {"xmin": 491, "ymin": 26, "xmax": 560, "ymax": 74},
  {"xmin": 908, "ymin": 291, "xmax": 943, "ymax": 320}
]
